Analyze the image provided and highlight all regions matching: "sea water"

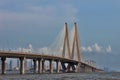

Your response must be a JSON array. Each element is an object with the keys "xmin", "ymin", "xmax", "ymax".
[{"xmin": 0, "ymin": 72, "xmax": 120, "ymax": 80}]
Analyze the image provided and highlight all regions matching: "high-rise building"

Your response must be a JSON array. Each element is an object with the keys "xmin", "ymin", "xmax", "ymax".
[
  {"xmin": 0, "ymin": 61, "xmax": 1, "ymax": 70},
  {"xmin": 6, "ymin": 62, "xmax": 9, "ymax": 70},
  {"xmin": 25, "ymin": 60, "xmax": 27, "ymax": 69},
  {"xmin": 17, "ymin": 59, "xmax": 19, "ymax": 68},
  {"xmin": 30, "ymin": 60, "xmax": 33, "ymax": 69},
  {"xmin": 9, "ymin": 60, "xmax": 12, "ymax": 70}
]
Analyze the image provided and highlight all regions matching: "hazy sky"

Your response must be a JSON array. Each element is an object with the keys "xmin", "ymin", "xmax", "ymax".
[{"xmin": 0, "ymin": 0, "xmax": 120, "ymax": 71}]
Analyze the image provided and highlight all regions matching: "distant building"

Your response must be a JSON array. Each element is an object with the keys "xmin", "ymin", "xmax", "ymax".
[
  {"xmin": 0, "ymin": 61, "xmax": 1, "ymax": 70},
  {"xmin": 30, "ymin": 60, "xmax": 33, "ymax": 69},
  {"xmin": 17, "ymin": 59, "xmax": 19, "ymax": 68},
  {"xmin": 5, "ymin": 62, "xmax": 9, "ymax": 70},
  {"xmin": 25, "ymin": 60, "xmax": 27, "ymax": 69},
  {"xmin": 28, "ymin": 60, "xmax": 33, "ymax": 69},
  {"xmin": 9, "ymin": 60, "xmax": 13, "ymax": 70}
]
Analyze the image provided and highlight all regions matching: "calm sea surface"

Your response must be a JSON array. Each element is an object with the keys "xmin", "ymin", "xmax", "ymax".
[{"xmin": 0, "ymin": 72, "xmax": 120, "ymax": 80}]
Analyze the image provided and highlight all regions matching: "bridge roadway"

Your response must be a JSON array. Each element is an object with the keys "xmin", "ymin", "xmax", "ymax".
[{"xmin": 0, "ymin": 51, "xmax": 102, "ymax": 75}]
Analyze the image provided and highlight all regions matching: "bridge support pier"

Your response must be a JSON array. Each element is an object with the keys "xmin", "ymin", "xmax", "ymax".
[
  {"xmin": 49, "ymin": 59, "xmax": 53, "ymax": 73},
  {"xmin": 19, "ymin": 57, "xmax": 25, "ymax": 74},
  {"xmin": 56, "ymin": 60, "xmax": 60, "ymax": 73},
  {"xmin": 61, "ymin": 62, "xmax": 81, "ymax": 73},
  {"xmin": 33, "ymin": 59, "xmax": 37, "ymax": 73},
  {"xmin": 1, "ymin": 57, "xmax": 6, "ymax": 74},
  {"xmin": 75, "ymin": 63, "xmax": 81, "ymax": 72},
  {"xmin": 66, "ymin": 63, "xmax": 71, "ymax": 72},
  {"xmin": 38, "ymin": 59, "xmax": 42, "ymax": 73}
]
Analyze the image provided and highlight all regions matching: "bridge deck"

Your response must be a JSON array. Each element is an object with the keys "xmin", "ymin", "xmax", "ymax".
[
  {"xmin": 0, "ymin": 51, "xmax": 78, "ymax": 63},
  {"xmin": 0, "ymin": 51, "xmax": 100, "ymax": 70}
]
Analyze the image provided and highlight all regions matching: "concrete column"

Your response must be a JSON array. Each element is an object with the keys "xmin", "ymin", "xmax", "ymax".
[
  {"xmin": 19, "ymin": 57, "xmax": 25, "ymax": 74},
  {"xmin": 42, "ymin": 60, "xmax": 44, "ymax": 73},
  {"xmin": 1, "ymin": 57, "xmax": 6, "ymax": 74},
  {"xmin": 66, "ymin": 63, "xmax": 71, "ymax": 72},
  {"xmin": 38, "ymin": 59, "xmax": 42, "ymax": 73},
  {"xmin": 49, "ymin": 59, "xmax": 53, "ymax": 73},
  {"xmin": 33, "ymin": 59, "xmax": 37, "ymax": 73},
  {"xmin": 75, "ymin": 63, "xmax": 81, "ymax": 72},
  {"xmin": 56, "ymin": 60, "xmax": 59, "ymax": 73}
]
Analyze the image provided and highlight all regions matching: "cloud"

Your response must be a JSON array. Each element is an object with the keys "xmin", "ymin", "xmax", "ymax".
[
  {"xmin": 17, "ymin": 44, "xmax": 33, "ymax": 53},
  {"xmin": 81, "ymin": 47, "xmax": 87, "ymax": 52},
  {"xmin": 0, "ymin": 2, "xmax": 78, "ymax": 31},
  {"xmin": 38, "ymin": 46, "xmax": 63, "ymax": 57},
  {"xmin": 81, "ymin": 43, "xmax": 112, "ymax": 54},
  {"xmin": 106, "ymin": 45, "xmax": 112, "ymax": 53},
  {"xmin": 81, "ymin": 46, "xmax": 93, "ymax": 52},
  {"xmin": 8, "ymin": 42, "xmax": 112, "ymax": 58},
  {"xmin": 87, "ymin": 46, "xmax": 93, "ymax": 52},
  {"xmin": 38, "ymin": 47, "xmax": 48, "ymax": 54},
  {"xmin": 92, "ymin": 43, "xmax": 102, "ymax": 52}
]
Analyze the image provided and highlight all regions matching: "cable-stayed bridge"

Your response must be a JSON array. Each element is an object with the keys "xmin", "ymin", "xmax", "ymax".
[{"xmin": 0, "ymin": 22, "xmax": 102, "ymax": 74}]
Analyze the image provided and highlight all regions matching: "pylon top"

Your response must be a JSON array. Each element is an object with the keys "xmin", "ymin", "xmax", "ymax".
[{"xmin": 74, "ymin": 22, "xmax": 77, "ymax": 24}]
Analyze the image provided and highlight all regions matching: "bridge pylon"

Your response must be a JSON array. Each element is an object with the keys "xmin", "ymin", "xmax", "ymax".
[
  {"xmin": 71, "ymin": 22, "xmax": 81, "ymax": 72},
  {"xmin": 71, "ymin": 22, "xmax": 81, "ymax": 62},
  {"xmin": 62, "ymin": 22, "xmax": 71, "ymax": 59},
  {"xmin": 61, "ymin": 22, "xmax": 81, "ymax": 72}
]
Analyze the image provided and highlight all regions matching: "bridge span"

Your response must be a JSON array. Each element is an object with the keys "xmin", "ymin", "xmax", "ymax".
[
  {"xmin": 0, "ymin": 51, "xmax": 102, "ymax": 74},
  {"xmin": 0, "ymin": 22, "xmax": 103, "ymax": 74}
]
